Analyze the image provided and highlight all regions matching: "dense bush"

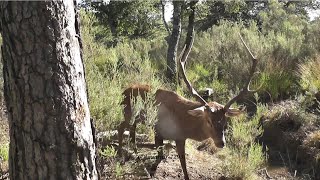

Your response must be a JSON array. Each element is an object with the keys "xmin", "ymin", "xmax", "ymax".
[
  {"xmin": 219, "ymin": 99, "xmax": 268, "ymax": 179},
  {"xmin": 298, "ymin": 55, "xmax": 320, "ymax": 97},
  {"xmin": 81, "ymin": 10, "xmax": 165, "ymax": 131},
  {"xmin": 185, "ymin": 5, "xmax": 319, "ymax": 101}
]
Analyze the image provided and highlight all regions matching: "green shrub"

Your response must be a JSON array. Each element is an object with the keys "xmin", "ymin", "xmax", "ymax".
[
  {"xmin": 0, "ymin": 143, "xmax": 9, "ymax": 162},
  {"xmin": 219, "ymin": 99, "xmax": 267, "ymax": 179},
  {"xmin": 258, "ymin": 63, "xmax": 298, "ymax": 100},
  {"xmin": 303, "ymin": 19, "xmax": 320, "ymax": 57},
  {"xmin": 182, "ymin": 1, "xmax": 317, "ymax": 102},
  {"xmin": 81, "ymin": 10, "xmax": 165, "ymax": 132},
  {"xmin": 221, "ymin": 143, "xmax": 265, "ymax": 180},
  {"xmin": 100, "ymin": 145, "xmax": 117, "ymax": 159},
  {"xmin": 87, "ymin": 71, "xmax": 123, "ymax": 131},
  {"xmin": 298, "ymin": 55, "xmax": 320, "ymax": 96}
]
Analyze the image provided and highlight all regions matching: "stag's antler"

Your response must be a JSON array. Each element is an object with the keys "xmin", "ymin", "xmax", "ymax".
[
  {"xmin": 178, "ymin": 1, "xmax": 208, "ymax": 106},
  {"xmin": 179, "ymin": 40, "xmax": 208, "ymax": 105},
  {"xmin": 224, "ymin": 33, "xmax": 260, "ymax": 111}
]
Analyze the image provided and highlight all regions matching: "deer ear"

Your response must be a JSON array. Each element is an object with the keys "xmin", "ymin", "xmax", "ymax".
[
  {"xmin": 225, "ymin": 108, "xmax": 243, "ymax": 117},
  {"xmin": 188, "ymin": 106, "xmax": 205, "ymax": 117}
]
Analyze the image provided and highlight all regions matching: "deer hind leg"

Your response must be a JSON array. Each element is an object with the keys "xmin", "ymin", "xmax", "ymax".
[
  {"xmin": 155, "ymin": 132, "xmax": 164, "ymax": 160},
  {"xmin": 129, "ymin": 116, "xmax": 139, "ymax": 153},
  {"xmin": 117, "ymin": 106, "xmax": 132, "ymax": 156},
  {"xmin": 117, "ymin": 120, "xmax": 129, "ymax": 156},
  {"xmin": 176, "ymin": 140, "xmax": 189, "ymax": 180},
  {"xmin": 130, "ymin": 110, "xmax": 146, "ymax": 153}
]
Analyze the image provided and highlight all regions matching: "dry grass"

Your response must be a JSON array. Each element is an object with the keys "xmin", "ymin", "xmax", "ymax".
[{"xmin": 304, "ymin": 131, "xmax": 320, "ymax": 149}]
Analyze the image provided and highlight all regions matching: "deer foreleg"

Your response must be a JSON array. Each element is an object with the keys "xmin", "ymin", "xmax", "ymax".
[
  {"xmin": 176, "ymin": 140, "xmax": 189, "ymax": 180},
  {"xmin": 117, "ymin": 121, "xmax": 128, "ymax": 156},
  {"xmin": 155, "ymin": 132, "xmax": 164, "ymax": 160}
]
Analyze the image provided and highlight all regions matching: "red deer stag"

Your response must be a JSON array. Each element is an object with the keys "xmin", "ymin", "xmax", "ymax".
[{"xmin": 117, "ymin": 33, "xmax": 259, "ymax": 180}]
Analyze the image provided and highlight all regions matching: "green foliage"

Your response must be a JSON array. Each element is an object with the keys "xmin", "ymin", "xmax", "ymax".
[
  {"xmin": 198, "ymin": 0, "xmax": 317, "ymax": 31},
  {"xmin": 298, "ymin": 55, "xmax": 320, "ymax": 95},
  {"xmin": 259, "ymin": 1, "xmax": 307, "ymax": 60},
  {"xmin": 221, "ymin": 143, "xmax": 265, "ymax": 180},
  {"xmin": 0, "ymin": 143, "xmax": 9, "ymax": 162},
  {"xmin": 259, "ymin": 66, "xmax": 297, "ymax": 100},
  {"xmin": 188, "ymin": 7, "xmax": 313, "ymax": 102},
  {"xmin": 198, "ymin": 1, "xmax": 260, "ymax": 31},
  {"xmin": 220, "ymin": 100, "xmax": 267, "ymax": 179},
  {"xmin": 87, "ymin": 0, "xmax": 164, "ymax": 45},
  {"xmin": 229, "ymin": 100, "xmax": 267, "ymax": 149},
  {"xmin": 98, "ymin": 146, "xmax": 124, "ymax": 179},
  {"xmin": 81, "ymin": 10, "xmax": 165, "ymax": 131},
  {"xmin": 87, "ymin": 70, "xmax": 123, "ymax": 131},
  {"xmin": 304, "ymin": 19, "xmax": 320, "ymax": 57},
  {"xmin": 99, "ymin": 145, "xmax": 117, "ymax": 159},
  {"xmin": 115, "ymin": 162, "xmax": 124, "ymax": 178}
]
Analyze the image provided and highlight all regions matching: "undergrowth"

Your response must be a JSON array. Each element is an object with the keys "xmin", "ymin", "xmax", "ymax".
[
  {"xmin": 219, "ymin": 97, "xmax": 268, "ymax": 179},
  {"xmin": 298, "ymin": 55, "xmax": 320, "ymax": 97},
  {"xmin": 81, "ymin": 10, "xmax": 164, "ymax": 131}
]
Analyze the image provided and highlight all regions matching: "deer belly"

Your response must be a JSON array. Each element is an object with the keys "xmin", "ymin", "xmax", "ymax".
[{"xmin": 155, "ymin": 116, "xmax": 185, "ymax": 140}]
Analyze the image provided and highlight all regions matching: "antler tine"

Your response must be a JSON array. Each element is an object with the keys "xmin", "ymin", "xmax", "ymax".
[
  {"xmin": 179, "ymin": 35, "xmax": 208, "ymax": 105},
  {"xmin": 224, "ymin": 33, "xmax": 259, "ymax": 111}
]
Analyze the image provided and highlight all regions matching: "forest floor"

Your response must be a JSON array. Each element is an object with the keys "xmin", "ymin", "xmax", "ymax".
[
  {"xmin": 0, "ymin": 101, "xmax": 319, "ymax": 180},
  {"xmin": 97, "ymin": 136, "xmax": 309, "ymax": 180}
]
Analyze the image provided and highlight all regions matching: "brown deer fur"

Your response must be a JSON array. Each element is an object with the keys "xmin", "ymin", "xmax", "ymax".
[{"xmin": 117, "ymin": 84, "xmax": 150, "ymax": 154}]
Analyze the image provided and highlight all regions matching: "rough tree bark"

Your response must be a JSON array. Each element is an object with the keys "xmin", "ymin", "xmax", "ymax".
[
  {"xmin": 166, "ymin": 1, "xmax": 183, "ymax": 87},
  {"xmin": 0, "ymin": 1, "xmax": 98, "ymax": 179},
  {"xmin": 183, "ymin": 1, "xmax": 197, "ymax": 54}
]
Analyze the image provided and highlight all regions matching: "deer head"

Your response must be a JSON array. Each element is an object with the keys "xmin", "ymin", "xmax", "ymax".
[{"xmin": 179, "ymin": 32, "xmax": 260, "ymax": 148}]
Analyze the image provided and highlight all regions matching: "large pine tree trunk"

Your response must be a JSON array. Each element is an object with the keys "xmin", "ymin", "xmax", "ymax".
[
  {"xmin": 0, "ymin": 1, "xmax": 98, "ymax": 179},
  {"xmin": 166, "ymin": 1, "xmax": 183, "ymax": 87}
]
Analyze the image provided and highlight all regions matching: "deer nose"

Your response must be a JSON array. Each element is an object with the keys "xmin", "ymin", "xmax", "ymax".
[
  {"xmin": 215, "ymin": 132, "xmax": 226, "ymax": 148},
  {"xmin": 215, "ymin": 141, "xmax": 225, "ymax": 148}
]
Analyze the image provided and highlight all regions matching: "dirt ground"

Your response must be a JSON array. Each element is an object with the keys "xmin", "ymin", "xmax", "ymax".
[
  {"xmin": 152, "ymin": 144, "xmax": 224, "ymax": 180},
  {"xmin": 97, "ymin": 137, "xmax": 307, "ymax": 180},
  {"xmin": 0, "ymin": 106, "xmax": 318, "ymax": 180},
  {"xmin": 0, "ymin": 121, "xmax": 313, "ymax": 180}
]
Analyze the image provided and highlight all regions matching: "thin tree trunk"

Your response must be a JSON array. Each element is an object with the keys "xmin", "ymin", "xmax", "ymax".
[
  {"xmin": 0, "ymin": 1, "xmax": 98, "ymax": 179},
  {"xmin": 178, "ymin": 1, "xmax": 197, "ymax": 86},
  {"xmin": 166, "ymin": 1, "xmax": 183, "ymax": 87},
  {"xmin": 184, "ymin": 1, "xmax": 197, "ymax": 53},
  {"xmin": 160, "ymin": 0, "xmax": 171, "ymax": 36}
]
